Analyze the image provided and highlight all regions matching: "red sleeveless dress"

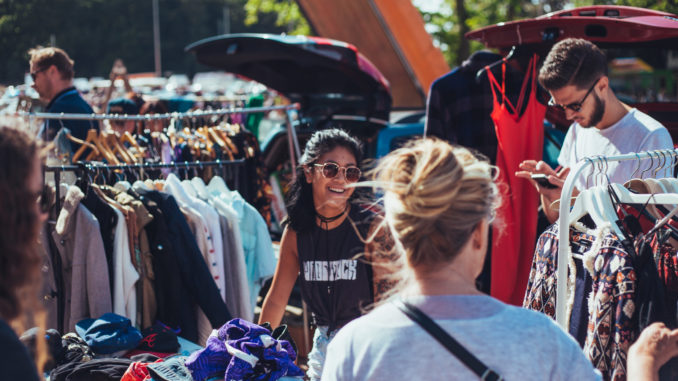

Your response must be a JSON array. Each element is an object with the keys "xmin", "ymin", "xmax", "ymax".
[{"xmin": 487, "ymin": 55, "xmax": 545, "ymax": 305}]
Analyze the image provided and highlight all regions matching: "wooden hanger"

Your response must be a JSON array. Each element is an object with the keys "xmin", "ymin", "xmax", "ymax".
[
  {"xmin": 210, "ymin": 127, "xmax": 235, "ymax": 160},
  {"xmin": 75, "ymin": 129, "xmax": 115, "ymax": 163},
  {"xmin": 107, "ymin": 131, "xmax": 135, "ymax": 164},
  {"xmin": 70, "ymin": 131, "xmax": 101, "ymax": 163},
  {"xmin": 95, "ymin": 130, "xmax": 121, "ymax": 165},
  {"xmin": 215, "ymin": 125, "xmax": 239, "ymax": 155},
  {"xmin": 120, "ymin": 131, "xmax": 142, "ymax": 151}
]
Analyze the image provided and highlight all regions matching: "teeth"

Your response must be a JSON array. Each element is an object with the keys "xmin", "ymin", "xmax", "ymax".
[{"xmin": 329, "ymin": 187, "xmax": 345, "ymax": 193}]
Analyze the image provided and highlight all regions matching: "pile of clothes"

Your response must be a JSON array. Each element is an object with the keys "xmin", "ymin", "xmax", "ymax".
[
  {"xmin": 21, "ymin": 315, "xmax": 303, "ymax": 381},
  {"xmin": 186, "ymin": 319, "xmax": 304, "ymax": 381}
]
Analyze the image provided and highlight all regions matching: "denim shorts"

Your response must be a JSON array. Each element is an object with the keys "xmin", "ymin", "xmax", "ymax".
[{"xmin": 305, "ymin": 326, "xmax": 338, "ymax": 381}]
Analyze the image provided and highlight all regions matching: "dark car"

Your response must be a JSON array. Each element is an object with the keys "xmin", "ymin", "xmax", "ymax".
[{"xmin": 186, "ymin": 33, "xmax": 392, "ymax": 172}]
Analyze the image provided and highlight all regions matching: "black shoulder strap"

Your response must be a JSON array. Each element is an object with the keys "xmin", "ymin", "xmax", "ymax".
[{"xmin": 394, "ymin": 299, "xmax": 503, "ymax": 381}]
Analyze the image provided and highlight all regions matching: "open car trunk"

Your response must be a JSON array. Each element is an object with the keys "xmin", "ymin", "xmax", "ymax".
[{"xmin": 186, "ymin": 33, "xmax": 393, "ymax": 170}]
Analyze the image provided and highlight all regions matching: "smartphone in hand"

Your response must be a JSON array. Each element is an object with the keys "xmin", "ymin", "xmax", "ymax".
[{"xmin": 531, "ymin": 174, "xmax": 558, "ymax": 189}]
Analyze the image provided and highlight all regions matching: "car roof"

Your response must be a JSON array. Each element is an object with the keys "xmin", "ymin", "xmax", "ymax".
[{"xmin": 465, "ymin": 5, "xmax": 678, "ymax": 48}]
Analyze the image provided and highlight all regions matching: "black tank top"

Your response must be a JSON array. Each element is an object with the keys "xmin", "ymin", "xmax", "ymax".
[{"xmin": 297, "ymin": 205, "xmax": 375, "ymax": 332}]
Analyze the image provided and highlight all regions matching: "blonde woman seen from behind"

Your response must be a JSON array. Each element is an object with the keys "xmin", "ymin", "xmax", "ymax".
[{"xmin": 321, "ymin": 138, "xmax": 602, "ymax": 380}]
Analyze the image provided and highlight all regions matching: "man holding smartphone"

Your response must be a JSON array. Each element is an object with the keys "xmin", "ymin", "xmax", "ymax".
[{"xmin": 516, "ymin": 38, "xmax": 672, "ymax": 223}]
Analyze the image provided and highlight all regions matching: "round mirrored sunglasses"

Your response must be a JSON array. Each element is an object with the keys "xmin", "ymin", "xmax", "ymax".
[{"xmin": 314, "ymin": 162, "xmax": 361, "ymax": 182}]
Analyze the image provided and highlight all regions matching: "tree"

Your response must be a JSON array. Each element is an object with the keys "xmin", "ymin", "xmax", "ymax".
[
  {"xmin": 244, "ymin": 0, "xmax": 310, "ymax": 35},
  {"xmin": 0, "ymin": 0, "xmax": 299, "ymax": 85}
]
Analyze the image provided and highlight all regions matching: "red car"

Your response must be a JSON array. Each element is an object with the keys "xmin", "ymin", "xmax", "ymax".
[{"xmin": 466, "ymin": 5, "xmax": 678, "ymax": 138}]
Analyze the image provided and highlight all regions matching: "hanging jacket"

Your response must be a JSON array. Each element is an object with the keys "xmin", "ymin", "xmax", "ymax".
[
  {"xmin": 51, "ymin": 186, "xmax": 112, "ymax": 332},
  {"xmin": 134, "ymin": 188, "xmax": 231, "ymax": 342}
]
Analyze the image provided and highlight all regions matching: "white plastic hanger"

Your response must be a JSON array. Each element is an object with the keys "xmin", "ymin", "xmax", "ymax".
[
  {"xmin": 191, "ymin": 177, "xmax": 212, "ymax": 200},
  {"xmin": 132, "ymin": 180, "xmax": 152, "ymax": 191},
  {"xmin": 181, "ymin": 179, "xmax": 198, "ymax": 198},
  {"xmin": 608, "ymin": 182, "xmax": 678, "ymax": 205},
  {"xmin": 569, "ymin": 185, "xmax": 625, "ymax": 238},
  {"xmin": 208, "ymin": 175, "xmax": 231, "ymax": 192},
  {"xmin": 646, "ymin": 178, "xmax": 669, "ymax": 193}
]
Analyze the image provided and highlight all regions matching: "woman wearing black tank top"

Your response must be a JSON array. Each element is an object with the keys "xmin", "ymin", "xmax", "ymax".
[{"xmin": 258, "ymin": 129, "xmax": 393, "ymax": 380}]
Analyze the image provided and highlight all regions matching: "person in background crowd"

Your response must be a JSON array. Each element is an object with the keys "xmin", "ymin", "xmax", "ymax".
[
  {"xmin": 321, "ymin": 138, "xmax": 678, "ymax": 380},
  {"xmin": 516, "ymin": 38, "xmax": 673, "ymax": 223},
  {"xmin": 29, "ymin": 46, "xmax": 99, "ymax": 151},
  {"xmin": 107, "ymin": 97, "xmax": 140, "ymax": 135},
  {"xmin": 0, "ymin": 125, "xmax": 49, "ymax": 381},
  {"xmin": 258, "ymin": 128, "xmax": 393, "ymax": 381},
  {"xmin": 102, "ymin": 59, "xmax": 134, "ymax": 111},
  {"xmin": 139, "ymin": 99, "xmax": 170, "ymax": 133}
]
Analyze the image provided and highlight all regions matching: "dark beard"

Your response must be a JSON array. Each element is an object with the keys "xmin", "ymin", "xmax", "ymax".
[{"xmin": 581, "ymin": 92, "xmax": 605, "ymax": 128}]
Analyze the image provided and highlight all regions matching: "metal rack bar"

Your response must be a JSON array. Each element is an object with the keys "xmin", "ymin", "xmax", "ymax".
[
  {"xmin": 23, "ymin": 103, "xmax": 300, "ymax": 121},
  {"xmin": 45, "ymin": 159, "xmax": 246, "ymax": 213}
]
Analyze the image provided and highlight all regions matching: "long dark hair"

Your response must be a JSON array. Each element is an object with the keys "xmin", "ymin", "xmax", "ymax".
[
  {"xmin": 0, "ymin": 125, "xmax": 48, "ymax": 374},
  {"xmin": 0, "ymin": 126, "xmax": 42, "ymax": 321},
  {"xmin": 285, "ymin": 128, "xmax": 363, "ymax": 232}
]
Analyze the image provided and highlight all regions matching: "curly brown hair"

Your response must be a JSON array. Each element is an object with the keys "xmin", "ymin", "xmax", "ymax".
[
  {"xmin": 0, "ymin": 126, "xmax": 43, "ymax": 321},
  {"xmin": 0, "ymin": 126, "xmax": 49, "ymax": 376}
]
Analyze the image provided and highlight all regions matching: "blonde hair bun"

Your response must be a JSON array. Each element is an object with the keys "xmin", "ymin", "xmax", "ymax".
[{"xmin": 373, "ymin": 138, "xmax": 499, "ymax": 267}]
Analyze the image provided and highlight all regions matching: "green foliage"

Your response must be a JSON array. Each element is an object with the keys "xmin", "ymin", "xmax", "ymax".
[
  {"xmin": 573, "ymin": 0, "xmax": 678, "ymax": 15},
  {"xmin": 0, "ymin": 0, "xmax": 301, "ymax": 85},
  {"xmin": 416, "ymin": 0, "xmax": 677, "ymax": 68},
  {"xmin": 244, "ymin": 0, "xmax": 310, "ymax": 35}
]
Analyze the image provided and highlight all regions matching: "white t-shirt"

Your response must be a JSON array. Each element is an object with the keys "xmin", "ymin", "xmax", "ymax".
[
  {"xmin": 558, "ymin": 108, "xmax": 673, "ymax": 191},
  {"xmin": 322, "ymin": 294, "xmax": 601, "ymax": 381}
]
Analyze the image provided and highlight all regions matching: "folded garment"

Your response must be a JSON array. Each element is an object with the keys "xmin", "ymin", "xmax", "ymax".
[
  {"xmin": 137, "ymin": 321, "xmax": 180, "ymax": 353},
  {"xmin": 75, "ymin": 313, "xmax": 143, "ymax": 354}
]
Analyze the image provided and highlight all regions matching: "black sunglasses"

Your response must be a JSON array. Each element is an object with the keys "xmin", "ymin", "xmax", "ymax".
[
  {"xmin": 30, "ymin": 67, "xmax": 48, "ymax": 81},
  {"xmin": 548, "ymin": 78, "xmax": 600, "ymax": 112},
  {"xmin": 314, "ymin": 162, "xmax": 361, "ymax": 182}
]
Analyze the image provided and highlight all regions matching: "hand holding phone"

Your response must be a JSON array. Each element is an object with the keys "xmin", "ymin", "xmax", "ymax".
[{"xmin": 531, "ymin": 174, "xmax": 558, "ymax": 189}]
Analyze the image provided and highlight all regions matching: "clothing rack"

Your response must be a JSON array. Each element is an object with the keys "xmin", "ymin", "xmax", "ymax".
[
  {"xmin": 555, "ymin": 148, "xmax": 678, "ymax": 328},
  {"xmin": 45, "ymin": 159, "xmax": 246, "ymax": 213},
  {"xmin": 26, "ymin": 102, "xmax": 303, "ymax": 174}
]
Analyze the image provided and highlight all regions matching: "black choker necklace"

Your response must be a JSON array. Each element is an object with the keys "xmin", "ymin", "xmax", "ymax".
[{"xmin": 316, "ymin": 205, "xmax": 348, "ymax": 224}]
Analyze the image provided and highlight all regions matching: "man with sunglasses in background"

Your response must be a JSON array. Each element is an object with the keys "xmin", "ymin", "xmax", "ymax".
[
  {"xmin": 516, "ymin": 38, "xmax": 672, "ymax": 223},
  {"xmin": 29, "ymin": 46, "xmax": 98, "ymax": 152}
]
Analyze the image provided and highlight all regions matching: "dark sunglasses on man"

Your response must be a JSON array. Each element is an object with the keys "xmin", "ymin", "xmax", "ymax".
[
  {"xmin": 547, "ymin": 78, "xmax": 600, "ymax": 112},
  {"xmin": 314, "ymin": 162, "xmax": 362, "ymax": 182},
  {"xmin": 30, "ymin": 66, "xmax": 48, "ymax": 81}
]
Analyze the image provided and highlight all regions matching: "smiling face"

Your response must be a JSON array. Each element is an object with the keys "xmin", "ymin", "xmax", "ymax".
[{"xmin": 305, "ymin": 145, "xmax": 357, "ymax": 216}]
